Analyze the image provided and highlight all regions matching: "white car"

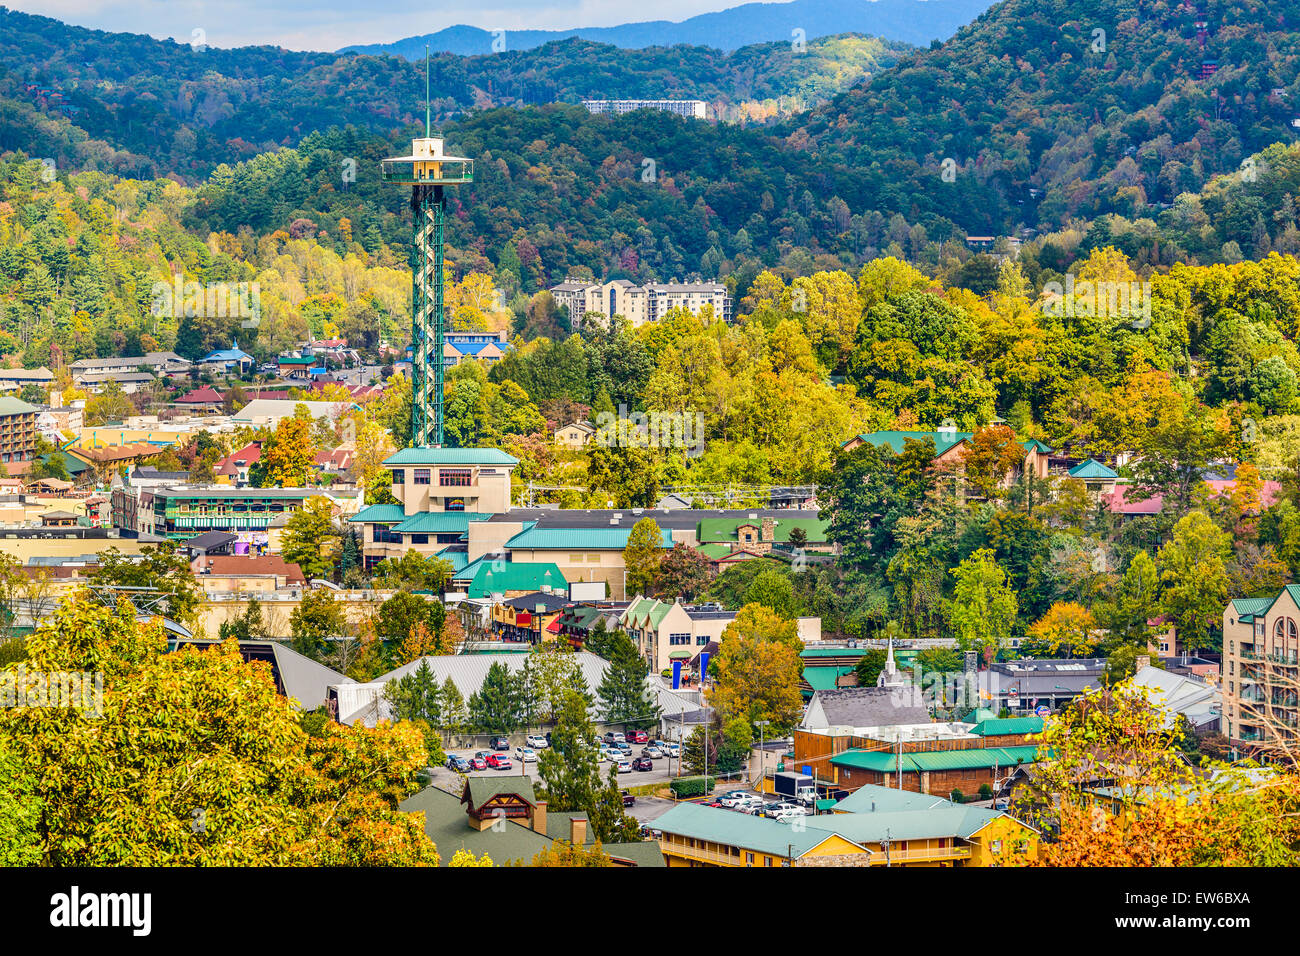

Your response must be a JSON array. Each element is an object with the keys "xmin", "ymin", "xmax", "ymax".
[
  {"xmin": 525, "ymin": 735, "xmax": 549, "ymax": 749},
  {"xmin": 513, "ymin": 747, "xmax": 537, "ymax": 763},
  {"xmin": 662, "ymin": 742, "xmax": 680, "ymax": 758},
  {"xmin": 765, "ymin": 803, "xmax": 807, "ymax": 820},
  {"xmin": 720, "ymin": 793, "xmax": 757, "ymax": 809},
  {"xmin": 616, "ymin": 760, "xmax": 632, "ymax": 774}
]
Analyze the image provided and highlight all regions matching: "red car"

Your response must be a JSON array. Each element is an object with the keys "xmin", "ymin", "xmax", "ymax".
[
  {"xmin": 485, "ymin": 754, "xmax": 513, "ymax": 770},
  {"xmin": 627, "ymin": 731, "xmax": 649, "ymax": 744},
  {"xmin": 466, "ymin": 756, "xmax": 488, "ymax": 771},
  {"xmin": 631, "ymin": 757, "xmax": 654, "ymax": 771}
]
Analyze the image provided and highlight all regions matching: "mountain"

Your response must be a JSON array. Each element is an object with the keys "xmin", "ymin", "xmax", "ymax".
[
  {"xmin": 0, "ymin": 7, "xmax": 906, "ymax": 180},
  {"xmin": 339, "ymin": 0, "xmax": 997, "ymax": 57}
]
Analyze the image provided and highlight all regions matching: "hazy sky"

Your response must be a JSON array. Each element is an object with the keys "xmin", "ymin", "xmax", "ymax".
[{"xmin": 9, "ymin": 0, "xmax": 760, "ymax": 51}]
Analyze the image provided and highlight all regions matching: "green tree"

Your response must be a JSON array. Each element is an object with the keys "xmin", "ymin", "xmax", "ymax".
[
  {"xmin": 950, "ymin": 548, "xmax": 1018, "ymax": 662},
  {"xmin": 1156, "ymin": 511, "xmax": 1232, "ymax": 653},
  {"xmin": 537, "ymin": 687, "xmax": 602, "ymax": 812},
  {"xmin": 93, "ymin": 544, "xmax": 201, "ymax": 628},
  {"xmin": 468, "ymin": 662, "xmax": 521, "ymax": 735},
  {"xmin": 622, "ymin": 517, "xmax": 665, "ymax": 597},
  {"xmin": 290, "ymin": 589, "xmax": 347, "ymax": 661},
  {"xmin": 218, "ymin": 597, "xmax": 268, "ymax": 641},
  {"xmin": 743, "ymin": 568, "xmax": 798, "ymax": 618},
  {"xmin": 1098, "ymin": 550, "xmax": 1161, "ymax": 647},
  {"xmin": 597, "ymin": 631, "xmax": 661, "ymax": 730}
]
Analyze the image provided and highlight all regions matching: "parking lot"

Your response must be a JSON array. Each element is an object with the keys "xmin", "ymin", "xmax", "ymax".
[{"xmin": 440, "ymin": 739, "xmax": 687, "ymax": 791}]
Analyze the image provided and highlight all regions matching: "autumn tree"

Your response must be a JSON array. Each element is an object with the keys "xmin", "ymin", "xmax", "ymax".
[
  {"xmin": 1023, "ymin": 602, "xmax": 1099, "ymax": 659},
  {"xmin": 280, "ymin": 495, "xmax": 341, "ymax": 581},
  {"xmin": 654, "ymin": 543, "xmax": 710, "ymax": 601},
  {"xmin": 709, "ymin": 604, "xmax": 804, "ymax": 734},
  {"xmin": 0, "ymin": 598, "xmax": 437, "ymax": 865},
  {"xmin": 255, "ymin": 405, "xmax": 319, "ymax": 487}
]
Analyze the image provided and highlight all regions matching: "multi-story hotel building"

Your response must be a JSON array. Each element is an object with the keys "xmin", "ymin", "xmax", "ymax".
[
  {"xmin": 549, "ymin": 278, "xmax": 729, "ymax": 329},
  {"xmin": 581, "ymin": 99, "xmax": 707, "ymax": 119},
  {"xmin": 1221, "ymin": 585, "xmax": 1300, "ymax": 744},
  {"xmin": 0, "ymin": 396, "xmax": 38, "ymax": 468}
]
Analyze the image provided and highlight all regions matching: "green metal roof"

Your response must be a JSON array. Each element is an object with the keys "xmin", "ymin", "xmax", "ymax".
[
  {"xmin": 833, "ymin": 784, "xmax": 961, "ymax": 814},
  {"xmin": 400, "ymin": 786, "xmax": 551, "ymax": 867},
  {"xmin": 1068, "ymin": 458, "xmax": 1118, "ymax": 480},
  {"xmin": 436, "ymin": 547, "xmax": 470, "ymax": 573},
  {"xmin": 651, "ymin": 802, "xmax": 854, "ymax": 858},
  {"xmin": 801, "ymin": 646, "xmax": 868, "ymax": 659},
  {"xmin": 277, "ymin": 355, "xmax": 316, "ymax": 364},
  {"xmin": 968, "ymin": 716, "xmax": 1045, "ymax": 737},
  {"xmin": 696, "ymin": 516, "xmax": 829, "ymax": 544},
  {"xmin": 391, "ymin": 511, "xmax": 492, "ymax": 534},
  {"xmin": 350, "ymin": 503, "xmax": 407, "ymax": 524},
  {"xmin": 506, "ymin": 527, "xmax": 673, "ymax": 550},
  {"xmin": 0, "ymin": 396, "xmax": 39, "ymax": 416},
  {"xmin": 830, "ymin": 744, "xmax": 1045, "ymax": 774},
  {"xmin": 385, "ymin": 447, "xmax": 518, "ymax": 466},
  {"xmin": 802, "ymin": 665, "xmax": 855, "ymax": 691},
  {"xmin": 457, "ymin": 561, "xmax": 567, "ymax": 599}
]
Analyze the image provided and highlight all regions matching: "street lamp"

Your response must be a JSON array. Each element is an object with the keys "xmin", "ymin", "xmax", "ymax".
[{"xmin": 755, "ymin": 719, "xmax": 771, "ymax": 790}]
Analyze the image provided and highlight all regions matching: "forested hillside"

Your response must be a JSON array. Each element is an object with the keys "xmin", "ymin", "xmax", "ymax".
[{"xmin": 0, "ymin": 6, "xmax": 907, "ymax": 179}]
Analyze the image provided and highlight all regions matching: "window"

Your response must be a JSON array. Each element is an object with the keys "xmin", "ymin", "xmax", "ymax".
[
  {"xmin": 745, "ymin": 852, "xmax": 754, "ymax": 865},
  {"xmin": 373, "ymin": 525, "xmax": 402, "ymax": 544},
  {"xmin": 697, "ymin": 634, "xmax": 709, "ymax": 645},
  {"xmin": 390, "ymin": 468, "xmax": 404, "ymax": 485},
  {"xmin": 410, "ymin": 534, "xmax": 428, "ymax": 545},
  {"xmin": 413, "ymin": 469, "xmax": 431, "ymax": 485},
  {"xmin": 440, "ymin": 468, "xmax": 472, "ymax": 487},
  {"xmin": 445, "ymin": 498, "xmax": 465, "ymax": 512},
  {"xmin": 669, "ymin": 633, "xmax": 691, "ymax": 646}
]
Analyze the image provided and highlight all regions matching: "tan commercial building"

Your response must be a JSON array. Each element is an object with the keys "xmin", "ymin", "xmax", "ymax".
[
  {"xmin": 351, "ymin": 447, "xmax": 517, "ymax": 568},
  {"xmin": 549, "ymin": 278, "xmax": 729, "ymax": 330}
]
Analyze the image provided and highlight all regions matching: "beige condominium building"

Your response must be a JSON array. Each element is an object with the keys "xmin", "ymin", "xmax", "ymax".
[
  {"xmin": 1222, "ymin": 585, "xmax": 1300, "ymax": 745},
  {"xmin": 550, "ymin": 279, "xmax": 729, "ymax": 330}
]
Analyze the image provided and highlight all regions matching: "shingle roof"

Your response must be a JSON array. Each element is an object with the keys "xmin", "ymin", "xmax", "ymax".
[
  {"xmin": 400, "ymin": 786, "xmax": 551, "ymax": 866},
  {"xmin": 0, "ymin": 396, "xmax": 40, "ymax": 416},
  {"xmin": 465, "ymin": 776, "xmax": 535, "ymax": 810},
  {"xmin": 803, "ymin": 686, "xmax": 931, "ymax": 729}
]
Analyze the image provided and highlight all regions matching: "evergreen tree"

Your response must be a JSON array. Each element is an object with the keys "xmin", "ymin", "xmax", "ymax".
[
  {"xmin": 468, "ymin": 662, "xmax": 521, "ymax": 734},
  {"xmin": 440, "ymin": 678, "xmax": 468, "ymax": 735},
  {"xmin": 597, "ymin": 631, "xmax": 660, "ymax": 731},
  {"xmin": 384, "ymin": 659, "xmax": 442, "ymax": 725}
]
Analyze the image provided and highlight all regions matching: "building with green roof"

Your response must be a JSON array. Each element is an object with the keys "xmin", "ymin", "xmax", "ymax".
[{"xmin": 653, "ymin": 794, "xmax": 1036, "ymax": 867}]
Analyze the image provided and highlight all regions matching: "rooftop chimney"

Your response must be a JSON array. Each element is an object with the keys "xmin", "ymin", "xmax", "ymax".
[
  {"xmin": 1135, "ymin": 655, "xmax": 1151, "ymax": 672},
  {"xmin": 531, "ymin": 800, "xmax": 548, "ymax": 835},
  {"xmin": 569, "ymin": 816, "xmax": 588, "ymax": 846}
]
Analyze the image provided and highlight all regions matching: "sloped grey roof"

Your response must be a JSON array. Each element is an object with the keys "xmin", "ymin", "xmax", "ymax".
[
  {"xmin": 802, "ymin": 686, "xmax": 931, "ymax": 730},
  {"xmin": 269, "ymin": 642, "xmax": 354, "ymax": 710}
]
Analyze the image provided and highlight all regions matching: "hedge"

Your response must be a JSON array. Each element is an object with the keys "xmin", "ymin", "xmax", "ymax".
[{"xmin": 670, "ymin": 775, "xmax": 717, "ymax": 798}]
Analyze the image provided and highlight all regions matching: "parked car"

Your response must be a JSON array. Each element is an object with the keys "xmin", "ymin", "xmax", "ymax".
[
  {"xmin": 473, "ymin": 750, "xmax": 493, "ymax": 762},
  {"xmin": 703, "ymin": 800, "xmax": 724, "ymax": 808},
  {"xmin": 525, "ymin": 734, "xmax": 548, "ymax": 749},
  {"xmin": 621, "ymin": 789, "xmax": 636, "ymax": 807},
  {"xmin": 627, "ymin": 730, "xmax": 649, "ymax": 744},
  {"xmin": 513, "ymin": 747, "xmax": 537, "ymax": 763},
  {"xmin": 485, "ymin": 754, "xmax": 513, "ymax": 770},
  {"xmin": 764, "ymin": 802, "xmax": 806, "ymax": 820},
  {"xmin": 445, "ymin": 755, "xmax": 471, "ymax": 773},
  {"xmin": 615, "ymin": 741, "xmax": 633, "ymax": 756},
  {"xmin": 490, "ymin": 736, "xmax": 510, "ymax": 751},
  {"xmin": 616, "ymin": 760, "xmax": 632, "ymax": 774},
  {"xmin": 662, "ymin": 742, "xmax": 681, "ymax": 758},
  {"xmin": 604, "ymin": 732, "xmax": 626, "ymax": 745},
  {"xmin": 631, "ymin": 756, "xmax": 654, "ymax": 771},
  {"xmin": 641, "ymin": 745, "xmax": 663, "ymax": 759},
  {"xmin": 466, "ymin": 756, "xmax": 488, "ymax": 771},
  {"xmin": 719, "ymin": 792, "xmax": 754, "ymax": 808}
]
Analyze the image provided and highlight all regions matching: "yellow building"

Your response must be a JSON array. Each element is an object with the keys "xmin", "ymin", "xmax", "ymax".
[{"xmin": 654, "ymin": 787, "xmax": 1037, "ymax": 867}]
